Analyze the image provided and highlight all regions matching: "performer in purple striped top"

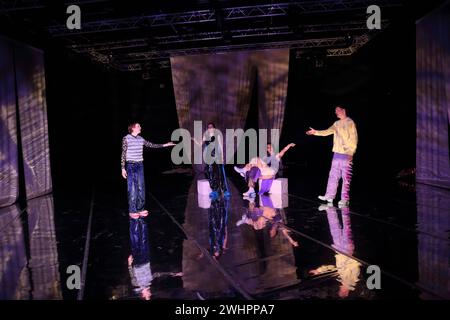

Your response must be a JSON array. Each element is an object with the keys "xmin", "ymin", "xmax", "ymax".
[{"xmin": 121, "ymin": 123, "xmax": 175, "ymax": 219}]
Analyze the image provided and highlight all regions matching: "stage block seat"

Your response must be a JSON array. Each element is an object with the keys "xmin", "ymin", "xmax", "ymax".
[
  {"xmin": 258, "ymin": 178, "xmax": 288, "ymax": 194},
  {"xmin": 198, "ymin": 194, "xmax": 211, "ymax": 209},
  {"xmin": 197, "ymin": 179, "xmax": 212, "ymax": 195},
  {"xmin": 259, "ymin": 193, "xmax": 289, "ymax": 208}
]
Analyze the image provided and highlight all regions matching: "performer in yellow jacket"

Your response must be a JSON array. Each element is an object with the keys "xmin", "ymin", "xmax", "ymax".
[{"xmin": 307, "ymin": 106, "xmax": 358, "ymax": 207}]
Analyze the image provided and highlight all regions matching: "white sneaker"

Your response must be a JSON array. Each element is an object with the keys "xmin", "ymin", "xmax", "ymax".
[
  {"xmin": 338, "ymin": 200, "xmax": 349, "ymax": 208},
  {"xmin": 318, "ymin": 195, "xmax": 333, "ymax": 203},
  {"xmin": 318, "ymin": 203, "xmax": 333, "ymax": 211},
  {"xmin": 236, "ymin": 214, "xmax": 248, "ymax": 226},
  {"xmin": 234, "ymin": 166, "xmax": 246, "ymax": 178},
  {"xmin": 243, "ymin": 188, "xmax": 255, "ymax": 197}
]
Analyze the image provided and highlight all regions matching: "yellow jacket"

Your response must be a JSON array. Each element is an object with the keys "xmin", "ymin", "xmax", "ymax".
[{"xmin": 314, "ymin": 117, "xmax": 358, "ymax": 156}]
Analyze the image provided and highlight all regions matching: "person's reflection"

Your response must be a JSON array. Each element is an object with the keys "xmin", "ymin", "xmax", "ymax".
[
  {"xmin": 309, "ymin": 205, "xmax": 361, "ymax": 298},
  {"xmin": 236, "ymin": 195, "xmax": 298, "ymax": 247},
  {"xmin": 208, "ymin": 198, "xmax": 229, "ymax": 259},
  {"xmin": 262, "ymin": 195, "xmax": 299, "ymax": 247},
  {"xmin": 128, "ymin": 218, "xmax": 153, "ymax": 300}
]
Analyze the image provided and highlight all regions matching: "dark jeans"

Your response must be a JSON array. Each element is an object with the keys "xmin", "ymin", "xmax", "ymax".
[
  {"xmin": 126, "ymin": 161, "xmax": 145, "ymax": 213},
  {"xmin": 205, "ymin": 163, "xmax": 224, "ymax": 192},
  {"xmin": 246, "ymin": 167, "xmax": 261, "ymax": 185},
  {"xmin": 129, "ymin": 218, "xmax": 150, "ymax": 265}
]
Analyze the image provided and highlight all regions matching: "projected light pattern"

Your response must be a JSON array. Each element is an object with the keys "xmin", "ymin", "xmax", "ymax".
[
  {"xmin": 0, "ymin": 37, "xmax": 19, "ymax": 207},
  {"xmin": 15, "ymin": 45, "xmax": 53, "ymax": 199},
  {"xmin": 416, "ymin": 3, "xmax": 450, "ymax": 188},
  {"xmin": 416, "ymin": 184, "xmax": 450, "ymax": 299},
  {"xmin": 0, "ymin": 204, "xmax": 28, "ymax": 299},
  {"xmin": 171, "ymin": 49, "xmax": 289, "ymax": 163},
  {"xmin": 0, "ymin": 37, "xmax": 52, "ymax": 206}
]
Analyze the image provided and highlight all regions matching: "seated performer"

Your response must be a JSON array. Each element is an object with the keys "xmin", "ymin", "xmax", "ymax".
[{"xmin": 234, "ymin": 142, "xmax": 295, "ymax": 196}]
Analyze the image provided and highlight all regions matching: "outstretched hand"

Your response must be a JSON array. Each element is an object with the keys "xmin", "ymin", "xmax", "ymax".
[
  {"xmin": 164, "ymin": 142, "xmax": 176, "ymax": 147},
  {"xmin": 306, "ymin": 127, "xmax": 317, "ymax": 135},
  {"xmin": 309, "ymin": 269, "xmax": 320, "ymax": 276},
  {"xmin": 191, "ymin": 137, "xmax": 200, "ymax": 146},
  {"xmin": 288, "ymin": 143, "xmax": 296, "ymax": 148}
]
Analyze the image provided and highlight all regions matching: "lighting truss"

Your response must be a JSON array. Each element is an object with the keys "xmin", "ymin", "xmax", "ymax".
[
  {"xmin": 69, "ymin": 20, "xmax": 380, "ymax": 54},
  {"xmin": 47, "ymin": 1, "xmax": 402, "ymax": 36},
  {"xmin": 327, "ymin": 33, "xmax": 371, "ymax": 56}
]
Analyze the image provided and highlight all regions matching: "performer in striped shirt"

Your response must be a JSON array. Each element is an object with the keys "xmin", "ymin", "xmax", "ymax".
[{"xmin": 121, "ymin": 123, "xmax": 175, "ymax": 219}]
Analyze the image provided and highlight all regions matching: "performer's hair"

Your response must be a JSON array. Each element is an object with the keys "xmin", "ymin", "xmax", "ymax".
[
  {"xmin": 128, "ymin": 122, "xmax": 138, "ymax": 134},
  {"xmin": 336, "ymin": 104, "xmax": 350, "ymax": 114},
  {"xmin": 207, "ymin": 122, "xmax": 216, "ymax": 128}
]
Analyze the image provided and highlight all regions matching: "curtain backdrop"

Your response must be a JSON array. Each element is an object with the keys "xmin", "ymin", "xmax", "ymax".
[
  {"xmin": 416, "ymin": 3, "xmax": 450, "ymax": 188},
  {"xmin": 14, "ymin": 43, "xmax": 53, "ymax": 199},
  {"xmin": 0, "ymin": 37, "xmax": 19, "ymax": 207},
  {"xmin": 171, "ymin": 49, "xmax": 289, "ymax": 165},
  {"xmin": 251, "ymin": 50, "xmax": 289, "ymax": 135}
]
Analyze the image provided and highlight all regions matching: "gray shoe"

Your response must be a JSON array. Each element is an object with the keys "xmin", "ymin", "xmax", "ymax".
[{"xmin": 338, "ymin": 200, "xmax": 349, "ymax": 208}]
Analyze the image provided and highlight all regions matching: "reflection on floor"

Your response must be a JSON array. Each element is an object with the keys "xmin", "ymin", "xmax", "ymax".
[
  {"xmin": 1, "ymin": 172, "xmax": 450, "ymax": 300},
  {"xmin": 0, "ymin": 195, "xmax": 61, "ymax": 299}
]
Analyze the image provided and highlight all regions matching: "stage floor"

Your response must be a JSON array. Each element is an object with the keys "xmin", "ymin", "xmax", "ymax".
[{"xmin": 1, "ymin": 168, "xmax": 449, "ymax": 300}]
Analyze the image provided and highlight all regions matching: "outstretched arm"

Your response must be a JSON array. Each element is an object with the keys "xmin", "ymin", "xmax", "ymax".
[
  {"xmin": 306, "ymin": 124, "xmax": 335, "ymax": 136},
  {"xmin": 277, "ymin": 143, "xmax": 296, "ymax": 159},
  {"xmin": 191, "ymin": 137, "xmax": 201, "ymax": 146},
  {"xmin": 144, "ymin": 140, "xmax": 175, "ymax": 148}
]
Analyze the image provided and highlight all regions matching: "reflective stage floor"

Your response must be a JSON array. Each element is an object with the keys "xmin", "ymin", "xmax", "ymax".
[{"xmin": 1, "ymin": 168, "xmax": 449, "ymax": 300}]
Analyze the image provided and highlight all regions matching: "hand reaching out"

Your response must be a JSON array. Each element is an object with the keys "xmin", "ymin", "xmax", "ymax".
[
  {"xmin": 128, "ymin": 255, "xmax": 133, "ymax": 266},
  {"xmin": 164, "ymin": 142, "xmax": 176, "ymax": 147},
  {"xmin": 309, "ymin": 269, "xmax": 320, "ymax": 276},
  {"xmin": 191, "ymin": 137, "xmax": 200, "ymax": 146},
  {"xmin": 306, "ymin": 127, "xmax": 317, "ymax": 135}
]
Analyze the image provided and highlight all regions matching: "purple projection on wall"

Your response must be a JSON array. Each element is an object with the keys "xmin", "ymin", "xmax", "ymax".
[
  {"xmin": 0, "ymin": 37, "xmax": 19, "ymax": 207},
  {"xmin": 416, "ymin": 3, "xmax": 450, "ymax": 188},
  {"xmin": 14, "ymin": 43, "xmax": 53, "ymax": 199},
  {"xmin": 0, "ymin": 36, "xmax": 52, "ymax": 206}
]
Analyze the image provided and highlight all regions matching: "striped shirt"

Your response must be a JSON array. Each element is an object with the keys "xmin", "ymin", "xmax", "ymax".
[{"xmin": 121, "ymin": 134, "xmax": 164, "ymax": 169}]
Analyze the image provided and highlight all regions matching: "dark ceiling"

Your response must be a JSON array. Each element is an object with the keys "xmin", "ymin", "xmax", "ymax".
[{"xmin": 0, "ymin": 0, "xmax": 436, "ymax": 71}]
